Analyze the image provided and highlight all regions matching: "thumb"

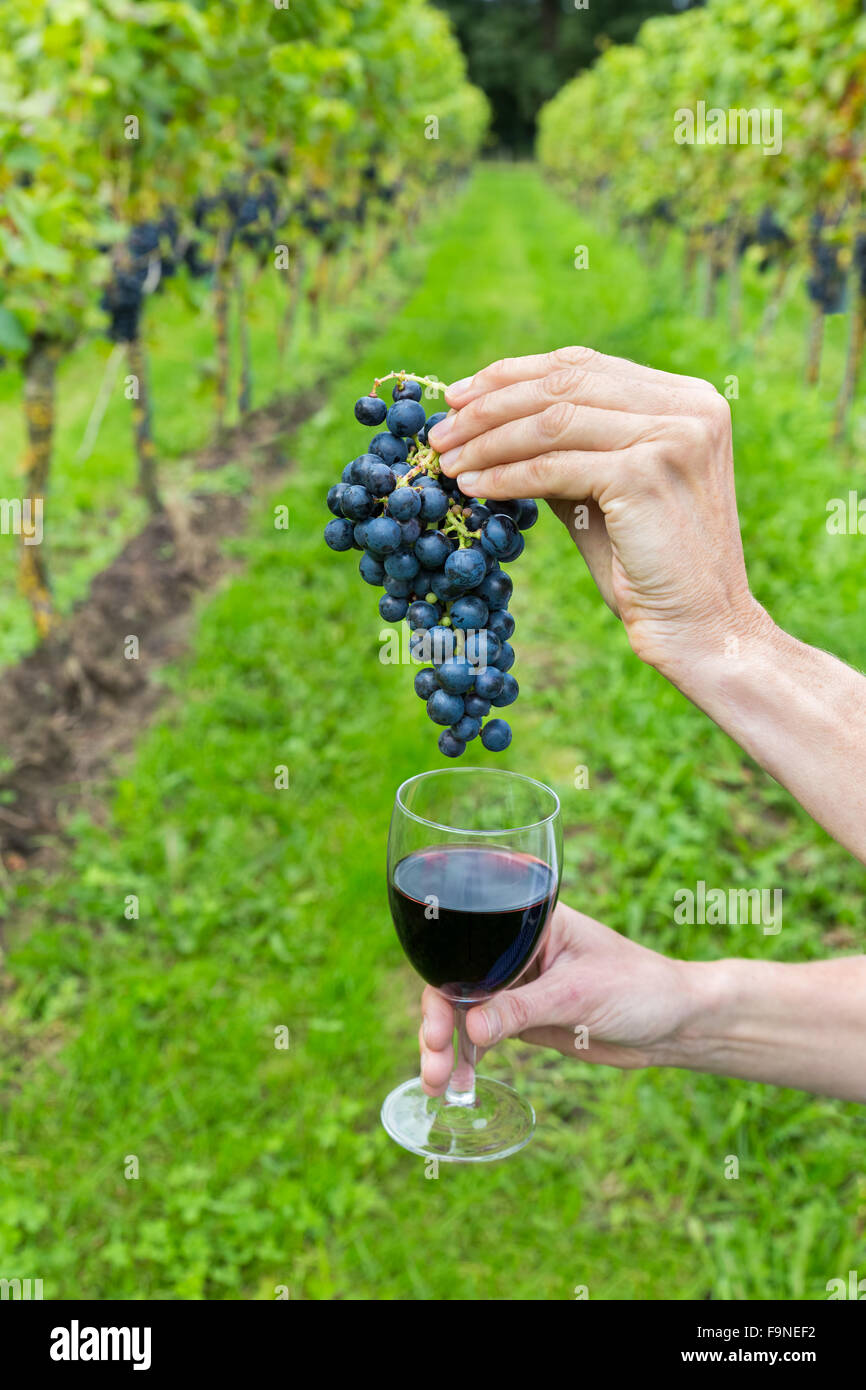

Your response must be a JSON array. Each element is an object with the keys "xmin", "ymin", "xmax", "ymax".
[{"xmin": 468, "ymin": 978, "xmax": 552, "ymax": 1047}]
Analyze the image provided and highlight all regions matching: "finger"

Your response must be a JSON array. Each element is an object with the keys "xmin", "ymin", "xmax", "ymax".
[
  {"xmin": 467, "ymin": 973, "xmax": 568, "ymax": 1046},
  {"xmin": 420, "ymin": 985, "xmax": 454, "ymax": 1052},
  {"xmin": 431, "ymin": 367, "xmax": 711, "ymax": 456},
  {"xmin": 439, "ymin": 402, "xmax": 654, "ymax": 479},
  {"xmin": 455, "ymin": 448, "xmax": 634, "ymax": 504},
  {"xmin": 446, "ymin": 346, "xmax": 716, "ymax": 409},
  {"xmin": 419, "ymin": 1035, "xmax": 455, "ymax": 1097}
]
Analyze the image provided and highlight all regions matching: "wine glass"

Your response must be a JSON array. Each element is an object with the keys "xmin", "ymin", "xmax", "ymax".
[{"xmin": 381, "ymin": 767, "xmax": 562, "ymax": 1162}]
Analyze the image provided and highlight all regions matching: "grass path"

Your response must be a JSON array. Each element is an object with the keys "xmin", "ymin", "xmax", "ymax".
[{"xmin": 1, "ymin": 165, "xmax": 864, "ymax": 1300}]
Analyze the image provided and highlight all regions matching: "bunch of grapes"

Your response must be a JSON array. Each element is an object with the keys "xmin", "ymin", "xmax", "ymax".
[
  {"xmin": 324, "ymin": 370, "xmax": 537, "ymax": 758},
  {"xmin": 100, "ymin": 215, "xmax": 178, "ymax": 342},
  {"xmin": 807, "ymin": 214, "xmax": 847, "ymax": 314}
]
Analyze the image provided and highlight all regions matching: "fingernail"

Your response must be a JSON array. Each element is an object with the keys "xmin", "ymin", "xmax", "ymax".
[
  {"xmin": 482, "ymin": 1005, "xmax": 501, "ymax": 1042},
  {"xmin": 457, "ymin": 470, "xmax": 480, "ymax": 491},
  {"xmin": 422, "ymin": 1014, "xmax": 429, "ymax": 1044},
  {"xmin": 449, "ymin": 376, "xmax": 473, "ymax": 395},
  {"xmin": 440, "ymin": 445, "xmax": 463, "ymax": 471}
]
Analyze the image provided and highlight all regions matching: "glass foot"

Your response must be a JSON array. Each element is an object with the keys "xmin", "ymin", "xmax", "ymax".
[{"xmin": 381, "ymin": 1076, "xmax": 535, "ymax": 1162}]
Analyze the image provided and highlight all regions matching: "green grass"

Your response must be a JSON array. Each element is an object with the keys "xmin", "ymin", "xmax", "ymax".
[{"xmin": 1, "ymin": 164, "xmax": 865, "ymax": 1300}]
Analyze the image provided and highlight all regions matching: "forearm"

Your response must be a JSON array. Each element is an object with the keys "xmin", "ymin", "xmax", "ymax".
[
  {"xmin": 671, "ymin": 613, "xmax": 866, "ymax": 864},
  {"xmin": 664, "ymin": 955, "xmax": 866, "ymax": 1103}
]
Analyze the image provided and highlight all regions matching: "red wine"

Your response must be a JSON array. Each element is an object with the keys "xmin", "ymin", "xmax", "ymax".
[{"xmin": 389, "ymin": 844, "xmax": 557, "ymax": 1002}]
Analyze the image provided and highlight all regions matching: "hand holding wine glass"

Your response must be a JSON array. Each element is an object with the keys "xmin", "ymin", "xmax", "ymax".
[{"xmin": 418, "ymin": 901, "xmax": 695, "ymax": 1094}]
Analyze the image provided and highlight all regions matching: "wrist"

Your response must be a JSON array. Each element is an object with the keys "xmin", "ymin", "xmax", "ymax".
[
  {"xmin": 656, "ymin": 598, "xmax": 784, "ymax": 711},
  {"xmin": 651, "ymin": 957, "xmax": 745, "ymax": 1074}
]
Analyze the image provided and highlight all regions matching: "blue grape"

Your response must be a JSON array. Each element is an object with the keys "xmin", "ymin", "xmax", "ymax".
[
  {"xmin": 438, "ymin": 729, "xmax": 466, "ymax": 759},
  {"xmin": 324, "ymin": 519, "xmax": 354, "ymax": 551},
  {"xmin": 478, "ymin": 570, "xmax": 513, "ymax": 610},
  {"xmin": 487, "ymin": 609, "xmax": 515, "ymax": 641},
  {"xmin": 364, "ymin": 460, "xmax": 397, "ymax": 497},
  {"xmin": 481, "ymin": 514, "xmax": 520, "ymax": 558},
  {"xmin": 353, "ymin": 521, "xmax": 371, "ymax": 549},
  {"xmin": 429, "ymin": 569, "xmax": 463, "ymax": 602},
  {"xmin": 438, "ymin": 659, "xmax": 475, "ymax": 694},
  {"xmin": 517, "ymin": 499, "xmax": 539, "ymax": 530},
  {"xmin": 360, "ymin": 552, "xmax": 386, "ymax": 586},
  {"xmin": 387, "ymin": 487, "xmax": 422, "ymax": 520},
  {"xmin": 428, "ymin": 689, "xmax": 465, "ymax": 726},
  {"xmin": 419, "ymin": 487, "xmax": 449, "ymax": 522},
  {"xmin": 385, "ymin": 549, "xmax": 420, "ymax": 580},
  {"xmin": 474, "ymin": 666, "xmax": 505, "ymax": 700},
  {"xmin": 444, "ymin": 546, "xmax": 486, "ymax": 589},
  {"xmin": 464, "ymin": 693, "xmax": 491, "ymax": 719},
  {"xmin": 407, "ymin": 600, "xmax": 440, "ymax": 631},
  {"xmin": 450, "ymin": 595, "xmax": 489, "ymax": 630},
  {"xmin": 341, "ymin": 485, "xmax": 375, "ymax": 522},
  {"xmin": 491, "ymin": 673, "xmax": 518, "ymax": 707},
  {"xmin": 400, "ymin": 517, "xmax": 423, "ymax": 546},
  {"xmin": 379, "ymin": 593, "xmax": 408, "ymax": 623},
  {"xmin": 414, "ymin": 668, "xmax": 439, "ymax": 700},
  {"xmin": 501, "ymin": 533, "xmax": 525, "ymax": 562},
  {"xmin": 355, "ymin": 395, "xmax": 388, "ymax": 426},
  {"xmin": 392, "ymin": 380, "xmax": 423, "ymax": 401},
  {"xmin": 415, "ymin": 531, "xmax": 450, "ymax": 569},
  {"xmin": 493, "ymin": 641, "xmax": 515, "ymax": 672},
  {"xmin": 370, "ymin": 432, "xmax": 409, "ymax": 465},
  {"xmin": 385, "ymin": 575, "xmax": 413, "ymax": 598},
  {"xmin": 452, "ymin": 715, "xmax": 481, "ymax": 742},
  {"xmin": 349, "ymin": 453, "xmax": 380, "ymax": 486},
  {"xmin": 327, "ymin": 484, "xmax": 346, "ymax": 517},
  {"xmin": 341, "ymin": 462, "xmax": 355, "ymax": 483},
  {"xmin": 387, "ymin": 399, "xmax": 427, "ymax": 438},
  {"xmin": 466, "ymin": 630, "xmax": 502, "ymax": 667},
  {"xmin": 428, "ymin": 626, "xmax": 457, "ymax": 663},
  {"xmin": 364, "ymin": 517, "xmax": 403, "ymax": 555},
  {"xmin": 481, "ymin": 719, "xmax": 512, "ymax": 752}
]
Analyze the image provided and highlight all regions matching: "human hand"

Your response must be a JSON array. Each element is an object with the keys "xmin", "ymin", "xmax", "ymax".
[
  {"xmin": 418, "ymin": 900, "xmax": 698, "ymax": 1095},
  {"xmin": 427, "ymin": 346, "xmax": 773, "ymax": 689}
]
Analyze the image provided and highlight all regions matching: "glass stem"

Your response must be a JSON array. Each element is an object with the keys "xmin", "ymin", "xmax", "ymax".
[{"xmin": 445, "ymin": 1004, "xmax": 477, "ymax": 1107}]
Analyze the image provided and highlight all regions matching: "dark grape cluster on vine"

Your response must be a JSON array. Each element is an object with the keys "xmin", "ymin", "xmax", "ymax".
[
  {"xmin": 325, "ymin": 371, "xmax": 538, "ymax": 759},
  {"xmin": 807, "ymin": 213, "xmax": 847, "ymax": 314},
  {"xmin": 100, "ymin": 213, "xmax": 179, "ymax": 342}
]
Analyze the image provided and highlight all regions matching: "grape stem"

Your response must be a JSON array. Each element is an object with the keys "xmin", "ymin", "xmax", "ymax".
[{"xmin": 371, "ymin": 369, "xmax": 447, "ymax": 398}]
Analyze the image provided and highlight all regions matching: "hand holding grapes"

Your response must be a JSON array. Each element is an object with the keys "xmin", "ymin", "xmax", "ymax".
[{"xmin": 428, "ymin": 346, "xmax": 773, "ymax": 694}]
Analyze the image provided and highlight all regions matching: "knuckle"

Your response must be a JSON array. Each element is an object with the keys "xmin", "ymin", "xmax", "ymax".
[
  {"xmin": 550, "ymin": 344, "xmax": 596, "ymax": 371},
  {"xmin": 484, "ymin": 464, "xmax": 507, "ymax": 493},
  {"xmin": 523, "ymin": 454, "xmax": 555, "ymax": 491},
  {"xmin": 469, "ymin": 390, "xmax": 496, "ymax": 425},
  {"xmin": 703, "ymin": 389, "xmax": 732, "ymax": 443},
  {"xmin": 539, "ymin": 400, "xmax": 575, "ymax": 441},
  {"xmin": 676, "ymin": 413, "xmax": 715, "ymax": 458},
  {"xmin": 544, "ymin": 366, "xmax": 588, "ymax": 401},
  {"xmin": 505, "ymin": 991, "xmax": 533, "ymax": 1034},
  {"xmin": 486, "ymin": 356, "xmax": 514, "ymax": 383}
]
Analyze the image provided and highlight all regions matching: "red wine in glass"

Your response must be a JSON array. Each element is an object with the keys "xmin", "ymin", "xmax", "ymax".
[{"xmin": 389, "ymin": 845, "xmax": 557, "ymax": 1003}]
